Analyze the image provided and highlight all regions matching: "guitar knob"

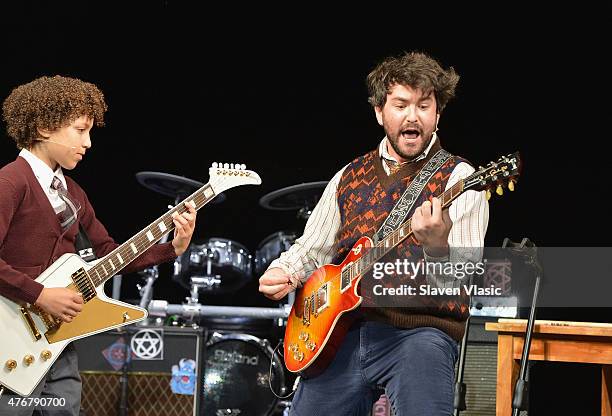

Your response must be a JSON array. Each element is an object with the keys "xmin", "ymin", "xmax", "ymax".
[
  {"xmin": 41, "ymin": 350, "xmax": 52, "ymax": 361},
  {"xmin": 508, "ymin": 180, "xmax": 515, "ymax": 192},
  {"xmin": 496, "ymin": 185, "xmax": 503, "ymax": 196},
  {"xmin": 23, "ymin": 355, "xmax": 35, "ymax": 366},
  {"xmin": 5, "ymin": 359, "xmax": 17, "ymax": 371},
  {"xmin": 293, "ymin": 351, "xmax": 304, "ymax": 362}
]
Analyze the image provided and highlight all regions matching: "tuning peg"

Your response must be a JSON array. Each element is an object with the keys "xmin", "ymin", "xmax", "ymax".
[
  {"xmin": 508, "ymin": 180, "xmax": 515, "ymax": 192},
  {"xmin": 241, "ymin": 164, "xmax": 247, "ymax": 170},
  {"xmin": 230, "ymin": 163, "xmax": 235, "ymax": 169},
  {"xmin": 212, "ymin": 162, "xmax": 218, "ymax": 168},
  {"xmin": 496, "ymin": 185, "xmax": 503, "ymax": 196},
  {"xmin": 486, "ymin": 189, "xmax": 491, "ymax": 200},
  {"xmin": 224, "ymin": 163, "xmax": 229, "ymax": 169}
]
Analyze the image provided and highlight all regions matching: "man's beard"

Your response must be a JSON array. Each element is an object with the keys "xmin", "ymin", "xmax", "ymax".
[{"xmin": 387, "ymin": 130, "xmax": 434, "ymax": 161}]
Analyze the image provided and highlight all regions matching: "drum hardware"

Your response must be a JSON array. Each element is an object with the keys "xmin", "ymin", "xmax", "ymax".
[
  {"xmin": 148, "ymin": 300, "xmax": 291, "ymax": 321},
  {"xmin": 259, "ymin": 181, "xmax": 328, "ymax": 221},
  {"xmin": 137, "ymin": 265, "xmax": 159, "ymax": 308},
  {"xmin": 183, "ymin": 246, "xmax": 222, "ymax": 304},
  {"xmin": 174, "ymin": 238, "xmax": 253, "ymax": 296},
  {"xmin": 136, "ymin": 238, "xmax": 166, "ymax": 326}
]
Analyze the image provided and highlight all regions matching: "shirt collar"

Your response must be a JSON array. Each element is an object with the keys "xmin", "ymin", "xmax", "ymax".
[
  {"xmin": 379, "ymin": 132, "xmax": 438, "ymax": 164},
  {"xmin": 19, "ymin": 149, "xmax": 67, "ymax": 192}
]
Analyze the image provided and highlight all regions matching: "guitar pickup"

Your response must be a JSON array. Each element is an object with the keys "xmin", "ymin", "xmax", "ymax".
[
  {"xmin": 20, "ymin": 307, "xmax": 42, "ymax": 341},
  {"xmin": 316, "ymin": 283, "xmax": 329, "ymax": 315},
  {"xmin": 340, "ymin": 262, "xmax": 353, "ymax": 293}
]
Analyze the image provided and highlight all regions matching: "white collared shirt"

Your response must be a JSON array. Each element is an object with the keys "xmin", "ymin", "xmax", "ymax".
[{"xmin": 19, "ymin": 149, "xmax": 67, "ymax": 214}]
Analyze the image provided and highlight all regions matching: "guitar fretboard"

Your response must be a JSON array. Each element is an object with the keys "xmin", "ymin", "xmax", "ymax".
[{"xmin": 87, "ymin": 184, "xmax": 216, "ymax": 287}]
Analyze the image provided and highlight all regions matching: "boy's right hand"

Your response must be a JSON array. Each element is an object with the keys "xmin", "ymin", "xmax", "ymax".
[{"xmin": 34, "ymin": 287, "xmax": 84, "ymax": 322}]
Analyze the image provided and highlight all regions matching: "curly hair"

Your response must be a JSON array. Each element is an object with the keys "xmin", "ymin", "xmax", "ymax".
[
  {"xmin": 366, "ymin": 51, "xmax": 459, "ymax": 113},
  {"xmin": 2, "ymin": 75, "xmax": 108, "ymax": 149}
]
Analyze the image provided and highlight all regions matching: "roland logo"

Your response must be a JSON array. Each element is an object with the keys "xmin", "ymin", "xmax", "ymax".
[{"xmin": 213, "ymin": 350, "xmax": 259, "ymax": 366}]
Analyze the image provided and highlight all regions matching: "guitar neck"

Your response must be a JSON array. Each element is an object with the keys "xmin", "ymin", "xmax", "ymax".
[
  {"xmin": 87, "ymin": 183, "xmax": 217, "ymax": 287},
  {"xmin": 348, "ymin": 179, "xmax": 466, "ymax": 280}
]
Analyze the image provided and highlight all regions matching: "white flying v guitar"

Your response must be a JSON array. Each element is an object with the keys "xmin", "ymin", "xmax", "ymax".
[{"xmin": 0, "ymin": 163, "xmax": 261, "ymax": 396}]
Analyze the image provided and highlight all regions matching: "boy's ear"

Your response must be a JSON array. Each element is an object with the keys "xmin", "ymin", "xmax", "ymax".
[{"xmin": 36, "ymin": 127, "xmax": 51, "ymax": 138}]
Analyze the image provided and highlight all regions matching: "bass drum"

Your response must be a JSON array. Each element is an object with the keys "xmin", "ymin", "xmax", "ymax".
[
  {"xmin": 203, "ymin": 332, "xmax": 285, "ymax": 416},
  {"xmin": 173, "ymin": 238, "xmax": 252, "ymax": 294},
  {"xmin": 254, "ymin": 231, "xmax": 297, "ymax": 276}
]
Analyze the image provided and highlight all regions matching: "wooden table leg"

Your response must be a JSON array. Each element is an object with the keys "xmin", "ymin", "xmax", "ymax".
[
  {"xmin": 603, "ymin": 365, "xmax": 612, "ymax": 416},
  {"xmin": 497, "ymin": 334, "xmax": 519, "ymax": 416}
]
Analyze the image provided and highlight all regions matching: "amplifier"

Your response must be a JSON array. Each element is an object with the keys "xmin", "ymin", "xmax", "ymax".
[
  {"xmin": 456, "ymin": 317, "xmax": 499, "ymax": 416},
  {"xmin": 74, "ymin": 324, "xmax": 204, "ymax": 416}
]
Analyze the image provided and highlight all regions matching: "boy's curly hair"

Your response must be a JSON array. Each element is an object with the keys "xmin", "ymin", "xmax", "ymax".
[
  {"xmin": 2, "ymin": 75, "xmax": 108, "ymax": 149},
  {"xmin": 367, "ymin": 51, "xmax": 459, "ymax": 113}
]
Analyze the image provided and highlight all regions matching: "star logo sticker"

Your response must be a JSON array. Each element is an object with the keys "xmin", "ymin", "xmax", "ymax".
[{"xmin": 130, "ymin": 329, "xmax": 164, "ymax": 359}]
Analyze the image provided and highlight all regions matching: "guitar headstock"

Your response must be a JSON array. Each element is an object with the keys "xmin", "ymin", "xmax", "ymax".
[
  {"xmin": 209, "ymin": 162, "xmax": 262, "ymax": 194},
  {"xmin": 463, "ymin": 152, "xmax": 521, "ymax": 200}
]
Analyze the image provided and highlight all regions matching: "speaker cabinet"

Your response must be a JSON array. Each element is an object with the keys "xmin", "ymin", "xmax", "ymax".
[
  {"xmin": 74, "ymin": 324, "xmax": 204, "ymax": 416},
  {"xmin": 456, "ymin": 317, "xmax": 499, "ymax": 416}
]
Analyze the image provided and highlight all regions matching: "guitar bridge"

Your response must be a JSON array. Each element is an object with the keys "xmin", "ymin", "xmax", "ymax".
[
  {"xmin": 303, "ymin": 296, "xmax": 310, "ymax": 326},
  {"xmin": 20, "ymin": 307, "xmax": 42, "ymax": 340}
]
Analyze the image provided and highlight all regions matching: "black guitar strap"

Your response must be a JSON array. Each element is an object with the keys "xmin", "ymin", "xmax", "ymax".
[
  {"xmin": 375, "ymin": 149, "xmax": 452, "ymax": 242},
  {"xmin": 76, "ymin": 223, "xmax": 98, "ymax": 262}
]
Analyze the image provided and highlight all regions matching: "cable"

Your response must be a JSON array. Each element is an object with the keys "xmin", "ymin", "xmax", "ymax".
[{"xmin": 269, "ymin": 340, "xmax": 300, "ymax": 400}]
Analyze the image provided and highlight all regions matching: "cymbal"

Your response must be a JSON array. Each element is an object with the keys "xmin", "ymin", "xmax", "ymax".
[
  {"xmin": 259, "ymin": 181, "xmax": 328, "ymax": 211},
  {"xmin": 135, "ymin": 171, "xmax": 226, "ymax": 204}
]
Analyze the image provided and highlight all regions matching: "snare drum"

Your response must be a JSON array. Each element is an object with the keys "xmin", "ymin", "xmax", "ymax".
[
  {"xmin": 203, "ymin": 332, "xmax": 285, "ymax": 416},
  {"xmin": 254, "ymin": 231, "xmax": 297, "ymax": 276},
  {"xmin": 173, "ymin": 238, "xmax": 252, "ymax": 294}
]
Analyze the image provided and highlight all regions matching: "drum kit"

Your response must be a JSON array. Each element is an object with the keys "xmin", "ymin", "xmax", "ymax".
[{"xmin": 133, "ymin": 171, "xmax": 327, "ymax": 416}]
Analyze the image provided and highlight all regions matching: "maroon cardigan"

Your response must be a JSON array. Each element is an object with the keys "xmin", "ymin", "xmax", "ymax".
[{"xmin": 0, "ymin": 156, "xmax": 176, "ymax": 304}]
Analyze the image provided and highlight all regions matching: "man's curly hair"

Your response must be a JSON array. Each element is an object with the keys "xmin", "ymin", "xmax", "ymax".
[
  {"xmin": 366, "ymin": 51, "xmax": 459, "ymax": 113},
  {"xmin": 2, "ymin": 75, "xmax": 108, "ymax": 149}
]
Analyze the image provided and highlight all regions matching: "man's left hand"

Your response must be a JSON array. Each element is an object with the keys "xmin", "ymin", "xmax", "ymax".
[
  {"xmin": 411, "ymin": 197, "xmax": 452, "ymax": 257},
  {"xmin": 171, "ymin": 201, "xmax": 197, "ymax": 256}
]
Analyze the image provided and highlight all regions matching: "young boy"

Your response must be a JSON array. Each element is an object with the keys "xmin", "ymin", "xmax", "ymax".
[{"xmin": 0, "ymin": 75, "xmax": 197, "ymax": 415}]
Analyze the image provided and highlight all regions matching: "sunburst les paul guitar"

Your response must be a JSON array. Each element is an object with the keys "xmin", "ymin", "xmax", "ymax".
[
  {"xmin": 0, "ymin": 163, "xmax": 261, "ymax": 396},
  {"xmin": 284, "ymin": 153, "xmax": 521, "ymax": 376}
]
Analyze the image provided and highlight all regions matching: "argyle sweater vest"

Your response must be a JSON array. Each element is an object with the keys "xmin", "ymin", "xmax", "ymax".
[{"xmin": 334, "ymin": 141, "xmax": 470, "ymax": 341}]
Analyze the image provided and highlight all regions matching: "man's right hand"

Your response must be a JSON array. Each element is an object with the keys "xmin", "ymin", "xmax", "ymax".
[
  {"xmin": 259, "ymin": 267, "xmax": 295, "ymax": 301},
  {"xmin": 34, "ymin": 287, "xmax": 84, "ymax": 322}
]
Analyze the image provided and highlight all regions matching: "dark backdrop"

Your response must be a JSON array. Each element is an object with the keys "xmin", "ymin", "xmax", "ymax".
[{"xmin": 0, "ymin": 2, "xmax": 609, "ymax": 414}]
